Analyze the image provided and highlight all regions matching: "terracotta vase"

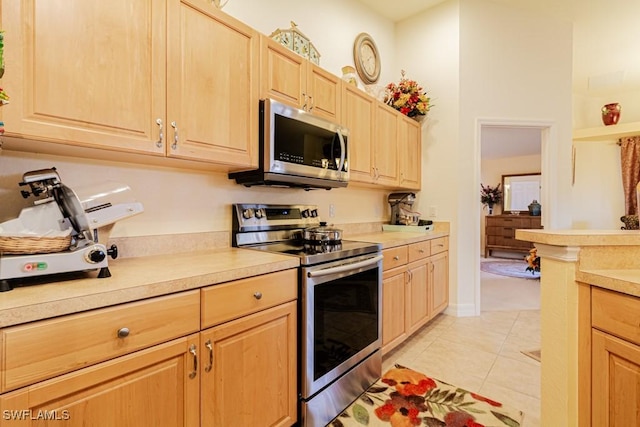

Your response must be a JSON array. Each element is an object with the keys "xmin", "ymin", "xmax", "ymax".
[{"xmin": 601, "ymin": 103, "xmax": 621, "ymax": 126}]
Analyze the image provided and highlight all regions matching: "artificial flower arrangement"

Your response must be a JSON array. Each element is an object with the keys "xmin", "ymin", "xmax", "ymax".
[
  {"xmin": 385, "ymin": 70, "xmax": 431, "ymax": 119},
  {"xmin": 480, "ymin": 183, "xmax": 502, "ymax": 207},
  {"xmin": 525, "ymin": 248, "xmax": 540, "ymax": 274}
]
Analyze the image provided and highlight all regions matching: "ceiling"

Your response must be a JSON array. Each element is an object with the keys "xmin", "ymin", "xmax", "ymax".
[{"xmin": 357, "ymin": 0, "xmax": 640, "ymax": 158}]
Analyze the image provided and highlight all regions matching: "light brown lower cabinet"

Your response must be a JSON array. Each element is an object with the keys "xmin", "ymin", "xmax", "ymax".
[
  {"xmin": 200, "ymin": 302, "xmax": 297, "ymax": 427},
  {"xmin": 590, "ymin": 287, "xmax": 640, "ymax": 427},
  {"xmin": 0, "ymin": 269, "xmax": 298, "ymax": 427},
  {"xmin": 381, "ymin": 237, "xmax": 449, "ymax": 355},
  {"xmin": 591, "ymin": 330, "xmax": 640, "ymax": 427},
  {"xmin": 0, "ymin": 335, "xmax": 200, "ymax": 426}
]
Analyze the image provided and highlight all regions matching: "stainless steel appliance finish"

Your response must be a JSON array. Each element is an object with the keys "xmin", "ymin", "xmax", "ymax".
[
  {"xmin": 0, "ymin": 168, "xmax": 144, "ymax": 291},
  {"xmin": 232, "ymin": 203, "xmax": 382, "ymax": 427},
  {"xmin": 388, "ymin": 192, "xmax": 418, "ymax": 225},
  {"xmin": 228, "ymin": 99, "xmax": 349, "ymax": 190}
]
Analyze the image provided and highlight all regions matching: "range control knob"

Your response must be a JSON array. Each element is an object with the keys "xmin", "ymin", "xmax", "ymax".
[
  {"xmin": 310, "ymin": 209, "xmax": 319, "ymax": 218},
  {"xmin": 255, "ymin": 208, "xmax": 265, "ymax": 219},
  {"xmin": 301, "ymin": 209, "xmax": 310, "ymax": 218},
  {"xmin": 86, "ymin": 248, "xmax": 107, "ymax": 264},
  {"xmin": 242, "ymin": 208, "xmax": 255, "ymax": 219}
]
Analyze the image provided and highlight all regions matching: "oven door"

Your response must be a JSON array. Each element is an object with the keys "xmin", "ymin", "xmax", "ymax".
[{"xmin": 301, "ymin": 252, "xmax": 383, "ymax": 398}]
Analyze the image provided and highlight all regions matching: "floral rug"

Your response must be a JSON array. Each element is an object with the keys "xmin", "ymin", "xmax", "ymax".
[
  {"xmin": 480, "ymin": 261, "xmax": 540, "ymax": 280},
  {"xmin": 331, "ymin": 365, "xmax": 523, "ymax": 427}
]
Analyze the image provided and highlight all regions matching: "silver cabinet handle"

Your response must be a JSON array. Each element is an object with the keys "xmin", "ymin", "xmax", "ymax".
[
  {"xmin": 302, "ymin": 93, "xmax": 308, "ymax": 111},
  {"xmin": 204, "ymin": 340, "xmax": 213, "ymax": 373},
  {"xmin": 393, "ymin": 255, "xmax": 400, "ymax": 261},
  {"xmin": 308, "ymin": 95, "xmax": 314, "ymax": 111},
  {"xmin": 253, "ymin": 291, "xmax": 263, "ymax": 300},
  {"xmin": 117, "ymin": 327, "xmax": 130, "ymax": 338},
  {"xmin": 156, "ymin": 118, "xmax": 163, "ymax": 148},
  {"xmin": 419, "ymin": 249, "xmax": 425, "ymax": 254},
  {"xmin": 188, "ymin": 344, "xmax": 197, "ymax": 379},
  {"xmin": 171, "ymin": 121, "xmax": 178, "ymax": 150}
]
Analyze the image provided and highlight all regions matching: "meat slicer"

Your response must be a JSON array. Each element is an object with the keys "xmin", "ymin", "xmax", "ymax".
[{"xmin": 0, "ymin": 167, "xmax": 144, "ymax": 291}]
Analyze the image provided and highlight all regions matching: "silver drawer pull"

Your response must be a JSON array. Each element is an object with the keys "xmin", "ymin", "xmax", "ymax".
[
  {"xmin": 393, "ymin": 256, "xmax": 400, "ymax": 261},
  {"xmin": 254, "ymin": 291, "xmax": 263, "ymax": 300},
  {"xmin": 418, "ymin": 249, "xmax": 425, "ymax": 253},
  {"xmin": 117, "ymin": 327, "xmax": 130, "ymax": 338}
]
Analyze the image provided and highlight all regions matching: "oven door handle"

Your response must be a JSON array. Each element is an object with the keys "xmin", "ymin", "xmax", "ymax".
[{"xmin": 307, "ymin": 254, "xmax": 383, "ymax": 278}]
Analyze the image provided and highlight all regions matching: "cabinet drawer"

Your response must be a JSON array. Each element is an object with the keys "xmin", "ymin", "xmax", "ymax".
[
  {"xmin": 592, "ymin": 287, "xmax": 640, "ymax": 346},
  {"xmin": 430, "ymin": 237, "xmax": 449, "ymax": 255},
  {"xmin": 201, "ymin": 269, "xmax": 297, "ymax": 328},
  {"xmin": 408, "ymin": 241, "xmax": 430, "ymax": 263},
  {"xmin": 383, "ymin": 246, "xmax": 408, "ymax": 271},
  {"xmin": 1, "ymin": 290, "xmax": 200, "ymax": 393}
]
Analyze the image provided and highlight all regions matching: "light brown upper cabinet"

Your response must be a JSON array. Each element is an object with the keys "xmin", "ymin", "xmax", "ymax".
[
  {"xmin": 371, "ymin": 103, "xmax": 400, "ymax": 187},
  {"xmin": 261, "ymin": 36, "xmax": 341, "ymax": 122},
  {"xmin": 2, "ymin": 0, "xmax": 259, "ymax": 169},
  {"xmin": 398, "ymin": 116, "xmax": 421, "ymax": 190},
  {"xmin": 342, "ymin": 84, "xmax": 376, "ymax": 183}
]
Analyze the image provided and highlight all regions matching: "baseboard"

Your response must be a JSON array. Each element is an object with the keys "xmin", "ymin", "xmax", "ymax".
[{"xmin": 444, "ymin": 303, "xmax": 477, "ymax": 317}]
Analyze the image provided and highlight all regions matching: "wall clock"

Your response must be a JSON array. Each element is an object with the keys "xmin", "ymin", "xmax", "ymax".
[{"xmin": 353, "ymin": 33, "xmax": 380, "ymax": 84}]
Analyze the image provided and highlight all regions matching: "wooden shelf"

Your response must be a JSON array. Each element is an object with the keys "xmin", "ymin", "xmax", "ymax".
[{"xmin": 573, "ymin": 121, "xmax": 640, "ymax": 141}]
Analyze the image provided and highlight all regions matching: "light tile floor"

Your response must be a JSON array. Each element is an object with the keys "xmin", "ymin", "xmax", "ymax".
[{"xmin": 382, "ymin": 271, "xmax": 541, "ymax": 426}]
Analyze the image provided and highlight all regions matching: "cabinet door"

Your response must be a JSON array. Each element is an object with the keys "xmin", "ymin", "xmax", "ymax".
[
  {"xmin": 2, "ymin": 0, "xmax": 166, "ymax": 154},
  {"xmin": 592, "ymin": 329, "xmax": 640, "ymax": 427},
  {"xmin": 167, "ymin": 0, "xmax": 259, "ymax": 168},
  {"xmin": 0, "ymin": 335, "xmax": 200, "ymax": 427},
  {"xmin": 382, "ymin": 269, "xmax": 408, "ymax": 354},
  {"xmin": 398, "ymin": 116, "xmax": 421, "ymax": 189},
  {"xmin": 200, "ymin": 302, "xmax": 297, "ymax": 427},
  {"xmin": 373, "ymin": 104, "xmax": 399, "ymax": 187},
  {"xmin": 307, "ymin": 64, "xmax": 341, "ymax": 121},
  {"xmin": 430, "ymin": 251, "xmax": 449, "ymax": 317},
  {"xmin": 342, "ymin": 85, "xmax": 375, "ymax": 184},
  {"xmin": 261, "ymin": 35, "xmax": 307, "ymax": 108},
  {"xmin": 406, "ymin": 260, "xmax": 429, "ymax": 335}
]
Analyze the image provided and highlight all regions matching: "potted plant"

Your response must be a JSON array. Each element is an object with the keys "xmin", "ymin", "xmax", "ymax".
[
  {"xmin": 385, "ymin": 70, "xmax": 431, "ymax": 121},
  {"xmin": 480, "ymin": 183, "xmax": 502, "ymax": 214}
]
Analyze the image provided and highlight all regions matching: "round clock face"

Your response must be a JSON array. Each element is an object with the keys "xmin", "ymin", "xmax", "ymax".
[{"xmin": 353, "ymin": 33, "xmax": 380, "ymax": 84}]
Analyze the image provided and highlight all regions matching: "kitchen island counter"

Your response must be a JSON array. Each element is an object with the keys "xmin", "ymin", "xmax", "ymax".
[
  {"xmin": 0, "ymin": 248, "xmax": 299, "ymax": 327},
  {"xmin": 515, "ymin": 228, "xmax": 640, "ymax": 427}
]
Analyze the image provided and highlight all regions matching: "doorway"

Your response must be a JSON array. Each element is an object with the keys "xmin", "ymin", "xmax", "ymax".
[{"xmin": 474, "ymin": 119, "xmax": 553, "ymax": 314}]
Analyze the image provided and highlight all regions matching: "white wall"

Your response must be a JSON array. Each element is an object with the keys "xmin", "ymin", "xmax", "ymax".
[
  {"xmin": 394, "ymin": 0, "xmax": 462, "ymax": 313},
  {"xmin": 224, "ymin": 0, "xmax": 397, "ymax": 93},
  {"xmin": 392, "ymin": 0, "xmax": 573, "ymax": 316},
  {"xmin": 571, "ymin": 89, "xmax": 640, "ymax": 229}
]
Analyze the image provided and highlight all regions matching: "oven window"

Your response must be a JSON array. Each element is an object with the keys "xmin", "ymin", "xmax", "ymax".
[{"xmin": 313, "ymin": 268, "xmax": 379, "ymax": 380}]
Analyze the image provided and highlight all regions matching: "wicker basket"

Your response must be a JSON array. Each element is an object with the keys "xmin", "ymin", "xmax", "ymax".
[{"xmin": 0, "ymin": 235, "xmax": 72, "ymax": 254}]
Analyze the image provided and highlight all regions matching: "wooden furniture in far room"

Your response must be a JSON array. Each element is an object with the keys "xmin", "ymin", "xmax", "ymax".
[{"xmin": 485, "ymin": 214, "xmax": 542, "ymax": 258}]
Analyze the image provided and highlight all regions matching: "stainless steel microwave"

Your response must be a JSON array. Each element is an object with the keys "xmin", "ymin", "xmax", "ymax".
[{"xmin": 229, "ymin": 99, "xmax": 349, "ymax": 190}]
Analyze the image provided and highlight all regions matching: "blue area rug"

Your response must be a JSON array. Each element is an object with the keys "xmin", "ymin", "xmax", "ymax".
[{"xmin": 481, "ymin": 260, "xmax": 540, "ymax": 280}]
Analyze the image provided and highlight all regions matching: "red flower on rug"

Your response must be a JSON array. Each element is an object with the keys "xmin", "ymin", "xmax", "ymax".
[{"xmin": 332, "ymin": 365, "xmax": 523, "ymax": 427}]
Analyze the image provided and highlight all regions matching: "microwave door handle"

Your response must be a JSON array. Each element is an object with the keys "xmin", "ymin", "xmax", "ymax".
[
  {"xmin": 307, "ymin": 255, "xmax": 383, "ymax": 278},
  {"xmin": 337, "ymin": 129, "xmax": 346, "ymax": 174}
]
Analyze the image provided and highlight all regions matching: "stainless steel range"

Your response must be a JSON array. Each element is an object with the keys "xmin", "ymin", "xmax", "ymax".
[{"xmin": 232, "ymin": 204, "xmax": 382, "ymax": 427}]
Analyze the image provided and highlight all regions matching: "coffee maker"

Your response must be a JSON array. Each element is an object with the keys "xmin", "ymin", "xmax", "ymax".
[{"xmin": 388, "ymin": 192, "xmax": 419, "ymax": 225}]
